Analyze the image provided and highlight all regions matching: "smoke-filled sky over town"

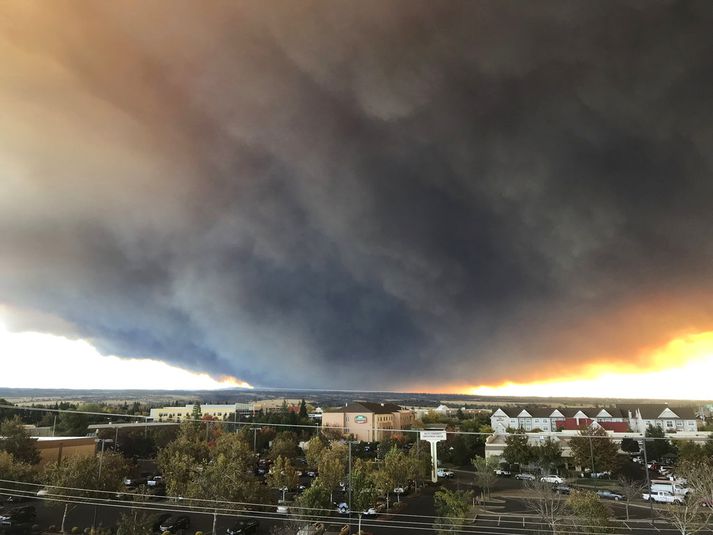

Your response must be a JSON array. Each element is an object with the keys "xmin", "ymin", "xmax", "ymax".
[{"xmin": 2, "ymin": 1, "xmax": 713, "ymax": 397}]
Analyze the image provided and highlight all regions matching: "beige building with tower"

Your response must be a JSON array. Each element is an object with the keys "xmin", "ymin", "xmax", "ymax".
[{"xmin": 321, "ymin": 402, "xmax": 414, "ymax": 442}]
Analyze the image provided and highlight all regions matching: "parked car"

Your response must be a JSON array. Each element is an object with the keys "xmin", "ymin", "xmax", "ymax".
[
  {"xmin": 591, "ymin": 471, "xmax": 612, "ymax": 479},
  {"xmin": 336, "ymin": 502, "xmax": 350, "ymax": 515},
  {"xmin": 0, "ymin": 506, "xmax": 37, "ymax": 526},
  {"xmin": 226, "ymin": 520, "xmax": 259, "ymax": 534},
  {"xmin": 437, "ymin": 469, "xmax": 455, "ymax": 478},
  {"xmin": 362, "ymin": 507, "xmax": 379, "ymax": 518},
  {"xmin": 123, "ymin": 477, "xmax": 148, "ymax": 487},
  {"xmin": 159, "ymin": 515, "xmax": 190, "ymax": 532},
  {"xmin": 150, "ymin": 513, "xmax": 172, "ymax": 532},
  {"xmin": 541, "ymin": 475, "xmax": 565, "ymax": 484},
  {"xmin": 553, "ymin": 485, "xmax": 571, "ymax": 495},
  {"xmin": 494, "ymin": 469, "xmax": 512, "ymax": 477},
  {"xmin": 393, "ymin": 487, "xmax": 405, "ymax": 495},
  {"xmin": 515, "ymin": 473, "xmax": 536, "ymax": 481},
  {"xmin": 597, "ymin": 490, "xmax": 624, "ymax": 501},
  {"xmin": 306, "ymin": 470, "xmax": 318, "ymax": 478},
  {"xmin": 276, "ymin": 501, "xmax": 290, "ymax": 514},
  {"xmin": 642, "ymin": 491, "xmax": 684, "ymax": 504},
  {"xmin": 147, "ymin": 476, "xmax": 163, "ymax": 487}
]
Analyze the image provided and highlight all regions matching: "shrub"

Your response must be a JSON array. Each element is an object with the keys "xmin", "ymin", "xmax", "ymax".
[
  {"xmin": 195, "ymin": 531, "xmax": 204, "ymax": 535},
  {"xmin": 48, "ymin": 525, "xmax": 57, "ymax": 532},
  {"xmin": 71, "ymin": 527, "xmax": 81, "ymax": 534}
]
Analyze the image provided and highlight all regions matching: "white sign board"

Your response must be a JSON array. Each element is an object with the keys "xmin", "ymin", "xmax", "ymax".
[{"xmin": 420, "ymin": 430, "xmax": 447, "ymax": 441}]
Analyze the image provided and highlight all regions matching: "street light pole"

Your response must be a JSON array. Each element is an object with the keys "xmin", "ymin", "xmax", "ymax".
[
  {"xmin": 640, "ymin": 437, "xmax": 654, "ymax": 524},
  {"xmin": 348, "ymin": 441, "xmax": 353, "ymax": 513},
  {"xmin": 92, "ymin": 439, "xmax": 106, "ymax": 529}
]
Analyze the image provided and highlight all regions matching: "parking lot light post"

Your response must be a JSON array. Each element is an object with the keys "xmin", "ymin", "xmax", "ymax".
[
  {"xmin": 92, "ymin": 439, "xmax": 106, "ymax": 529},
  {"xmin": 639, "ymin": 437, "xmax": 654, "ymax": 524},
  {"xmin": 348, "ymin": 441, "xmax": 352, "ymax": 509}
]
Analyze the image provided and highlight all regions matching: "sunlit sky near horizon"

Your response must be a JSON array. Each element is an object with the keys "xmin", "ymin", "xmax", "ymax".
[
  {"xmin": 0, "ymin": 322, "xmax": 252, "ymax": 391},
  {"xmin": 3, "ymin": 318, "xmax": 712, "ymax": 400}
]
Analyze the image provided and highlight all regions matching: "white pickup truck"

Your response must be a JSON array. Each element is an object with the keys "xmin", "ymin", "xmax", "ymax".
[{"xmin": 642, "ymin": 491, "xmax": 685, "ymax": 504}]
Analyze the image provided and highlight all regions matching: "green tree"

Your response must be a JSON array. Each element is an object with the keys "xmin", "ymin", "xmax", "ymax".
[
  {"xmin": 471, "ymin": 456, "xmax": 499, "ymax": 502},
  {"xmin": 43, "ymin": 452, "xmax": 128, "ymax": 533},
  {"xmin": 677, "ymin": 441, "xmax": 713, "ymax": 465},
  {"xmin": 268, "ymin": 455, "xmax": 298, "ymax": 501},
  {"xmin": 0, "ymin": 416, "xmax": 40, "ymax": 464},
  {"xmin": 186, "ymin": 433, "xmax": 262, "ymax": 534},
  {"xmin": 55, "ymin": 411, "xmax": 89, "ymax": 436},
  {"xmin": 305, "ymin": 435, "xmax": 328, "ymax": 468},
  {"xmin": 375, "ymin": 446, "xmax": 409, "ymax": 508},
  {"xmin": 317, "ymin": 443, "xmax": 347, "ymax": 502},
  {"xmin": 269, "ymin": 432, "xmax": 298, "ymax": 460},
  {"xmin": 349, "ymin": 459, "xmax": 378, "ymax": 535},
  {"xmin": 645, "ymin": 425, "xmax": 677, "ymax": 462},
  {"xmin": 569, "ymin": 425, "xmax": 618, "ymax": 473},
  {"xmin": 407, "ymin": 442, "xmax": 431, "ymax": 489},
  {"xmin": 503, "ymin": 429, "xmax": 534, "ymax": 467},
  {"xmin": 191, "ymin": 401, "xmax": 202, "ymax": 421},
  {"xmin": 620, "ymin": 438, "xmax": 640, "ymax": 454},
  {"xmin": 156, "ymin": 421, "xmax": 210, "ymax": 497},
  {"xmin": 433, "ymin": 489, "xmax": 472, "ymax": 534},
  {"xmin": 568, "ymin": 490, "xmax": 612, "ymax": 534},
  {"xmin": 534, "ymin": 437, "xmax": 563, "ymax": 475},
  {"xmin": 299, "ymin": 400, "xmax": 308, "ymax": 419},
  {"xmin": 0, "ymin": 451, "xmax": 38, "ymax": 494},
  {"xmin": 295, "ymin": 479, "xmax": 332, "ymax": 511}
]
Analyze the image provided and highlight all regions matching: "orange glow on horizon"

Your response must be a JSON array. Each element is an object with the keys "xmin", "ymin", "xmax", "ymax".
[{"xmin": 442, "ymin": 331, "xmax": 713, "ymax": 400}]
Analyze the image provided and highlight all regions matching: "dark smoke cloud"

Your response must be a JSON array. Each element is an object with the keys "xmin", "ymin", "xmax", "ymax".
[{"xmin": 1, "ymin": 0, "xmax": 713, "ymax": 389}]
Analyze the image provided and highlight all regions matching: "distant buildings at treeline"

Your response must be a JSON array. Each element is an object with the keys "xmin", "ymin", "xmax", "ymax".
[{"xmin": 148, "ymin": 399, "xmax": 323, "ymax": 421}]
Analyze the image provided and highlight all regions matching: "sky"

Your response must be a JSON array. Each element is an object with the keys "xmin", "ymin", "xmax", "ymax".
[{"xmin": 1, "ymin": 1, "xmax": 713, "ymax": 397}]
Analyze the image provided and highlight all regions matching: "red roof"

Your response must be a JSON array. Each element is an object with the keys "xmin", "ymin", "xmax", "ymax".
[
  {"xmin": 555, "ymin": 418, "xmax": 629, "ymax": 432},
  {"xmin": 557, "ymin": 418, "xmax": 594, "ymax": 430},
  {"xmin": 598, "ymin": 421, "xmax": 630, "ymax": 432}
]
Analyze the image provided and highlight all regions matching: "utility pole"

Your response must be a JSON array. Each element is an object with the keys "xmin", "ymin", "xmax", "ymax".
[
  {"xmin": 52, "ymin": 415, "xmax": 57, "ymax": 437},
  {"xmin": 348, "ymin": 440, "xmax": 354, "ymax": 530},
  {"xmin": 640, "ymin": 437, "xmax": 654, "ymax": 524},
  {"xmin": 92, "ymin": 439, "xmax": 106, "ymax": 529}
]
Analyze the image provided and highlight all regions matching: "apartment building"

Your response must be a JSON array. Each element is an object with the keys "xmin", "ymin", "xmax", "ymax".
[
  {"xmin": 490, "ymin": 404, "xmax": 697, "ymax": 434},
  {"xmin": 321, "ymin": 402, "xmax": 414, "ymax": 442}
]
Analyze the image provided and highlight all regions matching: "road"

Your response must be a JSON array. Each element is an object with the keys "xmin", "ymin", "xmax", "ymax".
[{"xmin": 2, "ymin": 474, "xmax": 709, "ymax": 535}]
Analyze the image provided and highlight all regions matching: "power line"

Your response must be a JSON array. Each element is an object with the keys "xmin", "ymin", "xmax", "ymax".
[
  {"xmin": 0, "ymin": 487, "xmax": 683, "ymax": 535},
  {"xmin": 0, "ymin": 482, "xmax": 685, "ymax": 535}
]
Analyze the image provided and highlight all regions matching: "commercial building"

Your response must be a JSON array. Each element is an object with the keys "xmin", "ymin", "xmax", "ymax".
[
  {"xmin": 321, "ymin": 402, "xmax": 415, "ymax": 442},
  {"xmin": 148, "ymin": 402, "xmax": 254, "ymax": 422},
  {"xmin": 490, "ymin": 404, "xmax": 698, "ymax": 434},
  {"xmin": 35, "ymin": 436, "xmax": 97, "ymax": 466}
]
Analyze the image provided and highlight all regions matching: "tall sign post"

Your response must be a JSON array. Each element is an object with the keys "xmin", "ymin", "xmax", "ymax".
[{"xmin": 420, "ymin": 430, "xmax": 447, "ymax": 483}]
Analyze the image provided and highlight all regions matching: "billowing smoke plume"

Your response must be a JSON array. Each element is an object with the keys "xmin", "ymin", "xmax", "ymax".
[{"xmin": 1, "ymin": 1, "xmax": 713, "ymax": 389}]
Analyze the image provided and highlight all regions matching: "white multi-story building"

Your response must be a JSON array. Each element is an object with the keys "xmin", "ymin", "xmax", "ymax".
[
  {"xmin": 490, "ymin": 404, "xmax": 697, "ymax": 434},
  {"xmin": 149, "ymin": 402, "xmax": 254, "ymax": 422}
]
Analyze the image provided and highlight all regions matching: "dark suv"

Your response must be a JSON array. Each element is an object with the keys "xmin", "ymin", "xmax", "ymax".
[{"xmin": 0, "ymin": 505, "xmax": 37, "ymax": 526}]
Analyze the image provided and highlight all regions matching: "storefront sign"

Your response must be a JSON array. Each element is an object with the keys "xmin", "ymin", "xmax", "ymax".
[{"xmin": 354, "ymin": 415, "xmax": 367, "ymax": 424}]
